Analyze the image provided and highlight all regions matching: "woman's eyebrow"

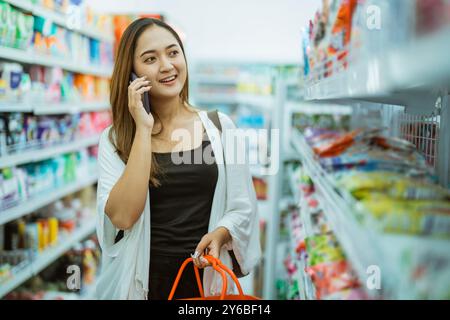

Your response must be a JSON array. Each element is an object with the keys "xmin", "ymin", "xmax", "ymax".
[{"xmin": 140, "ymin": 44, "xmax": 178, "ymax": 57}]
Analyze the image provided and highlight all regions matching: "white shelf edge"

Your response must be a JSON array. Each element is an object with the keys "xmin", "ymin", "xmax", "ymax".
[
  {"xmin": 0, "ymin": 46, "xmax": 112, "ymax": 77},
  {"xmin": 286, "ymin": 101, "xmax": 353, "ymax": 115},
  {"xmin": 194, "ymin": 94, "xmax": 238, "ymax": 104},
  {"xmin": 194, "ymin": 75, "xmax": 240, "ymax": 85},
  {"xmin": 0, "ymin": 135, "xmax": 100, "ymax": 168},
  {"xmin": 237, "ymin": 94, "xmax": 275, "ymax": 111},
  {"xmin": 0, "ymin": 219, "xmax": 96, "ymax": 299},
  {"xmin": 4, "ymin": 0, "xmax": 114, "ymax": 43},
  {"xmin": 0, "ymin": 101, "xmax": 34, "ymax": 112},
  {"xmin": 33, "ymin": 101, "xmax": 110, "ymax": 115},
  {"xmin": 0, "ymin": 173, "xmax": 98, "ymax": 226}
]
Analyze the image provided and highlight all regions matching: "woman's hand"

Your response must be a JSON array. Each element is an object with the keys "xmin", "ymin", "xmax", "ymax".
[
  {"xmin": 128, "ymin": 75, "xmax": 154, "ymax": 130},
  {"xmin": 193, "ymin": 227, "xmax": 231, "ymax": 268}
]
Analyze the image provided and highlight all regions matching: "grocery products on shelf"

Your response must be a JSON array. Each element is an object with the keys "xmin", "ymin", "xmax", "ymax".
[
  {"xmin": 289, "ymin": 106, "xmax": 450, "ymax": 298},
  {"xmin": 0, "ymin": 111, "xmax": 110, "ymax": 156},
  {"xmin": 3, "ymin": 235, "xmax": 100, "ymax": 300},
  {"xmin": 34, "ymin": 0, "xmax": 113, "ymax": 34},
  {"xmin": 301, "ymin": 121, "xmax": 450, "ymax": 239},
  {"xmin": 0, "ymin": 185, "xmax": 97, "ymax": 296},
  {"xmin": 0, "ymin": 147, "xmax": 97, "ymax": 211},
  {"xmin": 0, "ymin": 62, "xmax": 110, "ymax": 105},
  {"xmin": 303, "ymin": 0, "xmax": 450, "ymax": 83},
  {"xmin": 0, "ymin": 0, "xmax": 114, "ymax": 70},
  {"xmin": 284, "ymin": 164, "xmax": 366, "ymax": 300}
]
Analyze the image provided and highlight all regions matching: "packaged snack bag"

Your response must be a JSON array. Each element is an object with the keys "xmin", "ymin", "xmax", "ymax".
[{"xmin": 360, "ymin": 197, "xmax": 450, "ymax": 238}]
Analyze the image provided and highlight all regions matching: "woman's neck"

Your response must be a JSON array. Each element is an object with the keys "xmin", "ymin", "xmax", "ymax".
[{"xmin": 151, "ymin": 96, "xmax": 185, "ymax": 124}]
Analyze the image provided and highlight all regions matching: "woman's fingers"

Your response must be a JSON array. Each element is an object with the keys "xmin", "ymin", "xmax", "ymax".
[
  {"xmin": 129, "ymin": 76, "xmax": 151, "ymax": 90},
  {"xmin": 130, "ymin": 80, "xmax": 151, "ymax": 91},
  {"xmin": 193, "ymin": 236, "xmax": 211, "ymax": 268},
  {"xmin": 136, "ymin": 86, "xmax": 152, "ymax": 94}
]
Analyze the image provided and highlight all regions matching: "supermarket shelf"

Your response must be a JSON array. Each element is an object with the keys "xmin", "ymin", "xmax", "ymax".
[
  {"xmin": 0, "ymin": 134, "xmax": 100, "ymax": 168},
  {"xmin": 33, "ymin": 101, "xmax": 110, "ymax": 114},
  {"xmin": 290, "ymin": 130, "xmax": 450, "ymax": 299},
  {"xmin": 250, "ymin": 166, "xmax": 271, "ymax": 179},
  {"xmin": 195, "ymin": 94, "xmax": 238, "ymax": 105},
  {"xmin": 0, "ymin": 173, "xmax": 98, "ymax": 226},
  {"xmin": 194, "ymin": 75, "xmax": 240, "ymax": 85},
  {"xmin": 287, "ymin": 166, "xmax": 313, "ymax": 239},
  {"xmin": 0, "ymin": 100, "xmax": 109, "ymax": 114},
  {"xmin": 285, "ymin": 101, "xmax": 352, "ymax": 115},
  {"xmin": 0, "ymin": 100, "xmax": 33, "ymax": 112},
  {"xmin": 304, "ymin": 27, "xmax": 450, "ymax": 102},
  {"xmin": 4, "ymin": 0, "xmax": 114, "ymax": 43},
  {"xmin": 237, "ymin": 94, "xmax": 275, "ymax": 112},
  {"xmin": 286, "ymin": 212, "xmax": 315, "ymax": 300},
  {"xmin": 0, "ymin": 46, "xmax": 113, "ymax": 77},
  {"xmin": 290, "ymin": 130, "xmax": 384, "ymax": 298},
  {"xmin": 0, "ymin": 219, "xmax": 96, "ymax": 299}
]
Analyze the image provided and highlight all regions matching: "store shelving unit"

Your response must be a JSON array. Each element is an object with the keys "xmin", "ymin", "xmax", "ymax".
[
  {"xmin": 0, "ymin": 0, "xmax": 111, "ymax": 299},
  {"xmin": 0, "ymin": 46, "xmax": 112, "ymax": 77},
  {"xmin": 285, "ymin": 3, "xmax": 450, "ymax": 298},
  {"xmin": 237, "ymin": 94, "xmax": 275, "ymax": 113},
  {"xmin": 195, "ymin": 75, "xmax": 239, "ymax": 85},
  {"xmin": 0, "ymin": 100, "xmax": 109, "ymax": 114},
  {"xmin": 290, "ymin": 129, "xmax": 450, "ymax": 299},
  {"xmin": 33, "ymin": 101, "xmax": 110, "ymax": 115},
  {"xmin": 0, "ymin": 134, "xmax": 100, "ymax": 168},
  {"xmin": 3, "ymin": 0, "xmax": 114, "ymax": 43},
  {"xmin": 0, "ymin": 219, "xmax": 96, "ymax": 299},
  {"xmin": 194, "ymin": 93, "xmax": 238, "ymax": 105},
  {"xmin": 0, "ymin": 172, "xmax": 98, "ymax": 225},
  {"xmin": 305, "ymin": 27, "xmax": 450, "ymax": 103},
  {"xmin": 286, "ymin": 165, "xmax": 316, "ymax": 300}
]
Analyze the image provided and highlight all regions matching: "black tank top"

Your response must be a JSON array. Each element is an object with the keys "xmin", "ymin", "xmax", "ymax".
[{"xmin": 149, "ymin": 134, "xmax": 218, "ymax": 257}]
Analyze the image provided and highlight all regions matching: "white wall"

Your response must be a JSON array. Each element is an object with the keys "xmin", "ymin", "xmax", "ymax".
[{"xmin": 87, "ymin": 0, "xmax": 322, "ymax": 64}]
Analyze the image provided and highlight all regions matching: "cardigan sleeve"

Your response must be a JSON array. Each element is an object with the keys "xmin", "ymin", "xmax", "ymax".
[
  {"xmin": 215, "ymin": 112, "xmax": 262, "ymax": 276},
  {"xmin": 96, "ymin": 126, "xmax": 127, "ymax": 257}
]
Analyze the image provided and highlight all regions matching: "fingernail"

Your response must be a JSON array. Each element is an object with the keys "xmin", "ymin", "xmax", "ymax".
[{"xmin": 192, "ymin": 251, "xmax": 200, "ymax": 259}]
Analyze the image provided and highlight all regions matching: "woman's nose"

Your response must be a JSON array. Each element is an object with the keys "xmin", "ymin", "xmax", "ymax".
[{"xmin": 159, "ymin": 57, "xmax": 174, "ymax": 72}]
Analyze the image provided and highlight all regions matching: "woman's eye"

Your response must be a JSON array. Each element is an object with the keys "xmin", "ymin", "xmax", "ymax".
[
  {"xmin": 169, "ymin": 50, "xmax": 179, "ymax": 57},
  {"xmin": 144, "ymin": 57, "xmax": 156, "ymax": 63}
]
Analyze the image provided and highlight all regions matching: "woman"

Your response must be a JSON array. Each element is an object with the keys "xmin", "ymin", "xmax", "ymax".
[{"xmin": 95, "ymin": 18, "xmax": 261, "ymax": 300}]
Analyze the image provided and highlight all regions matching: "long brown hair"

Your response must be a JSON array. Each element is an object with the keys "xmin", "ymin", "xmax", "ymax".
[{"xmin": 109, "ymin": 18, "xmax": 190, "ymax": 187}]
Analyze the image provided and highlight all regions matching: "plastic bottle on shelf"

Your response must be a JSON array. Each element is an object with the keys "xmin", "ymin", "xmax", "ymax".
[{"xmin": 0, "ymin": 63, "xmax": 24, "ymax": 102}]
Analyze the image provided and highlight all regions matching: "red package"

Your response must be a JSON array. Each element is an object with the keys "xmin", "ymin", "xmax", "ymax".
[{"xmin": 307, "ymin": 260, "xmax": 360, "ymax": 299}]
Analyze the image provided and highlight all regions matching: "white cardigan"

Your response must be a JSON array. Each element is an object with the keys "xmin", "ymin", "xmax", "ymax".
[{"xmin": 95, "ymin": 110, "xmax": 261, "ymax": 299}]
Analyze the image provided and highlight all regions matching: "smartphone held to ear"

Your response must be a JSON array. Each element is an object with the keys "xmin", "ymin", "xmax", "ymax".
[{"xmin": 131, "ymin": 72, "xmax": 151, "ymax": 114}]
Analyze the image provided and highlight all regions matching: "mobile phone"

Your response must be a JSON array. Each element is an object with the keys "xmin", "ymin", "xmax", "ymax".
[{"xmin": 131, "ymin": 72, "xmax": 151, "ymax": 114}]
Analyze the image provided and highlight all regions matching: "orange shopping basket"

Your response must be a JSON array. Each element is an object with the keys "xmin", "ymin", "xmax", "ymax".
[{"xmin": 168, "ymin": 255, "xmax": 260, "ymax": 300}]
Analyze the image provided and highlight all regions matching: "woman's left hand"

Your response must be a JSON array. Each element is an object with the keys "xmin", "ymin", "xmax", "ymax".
[{"xmin": 193, "ymin": 227, "xmax": 231, "ymax": 268}]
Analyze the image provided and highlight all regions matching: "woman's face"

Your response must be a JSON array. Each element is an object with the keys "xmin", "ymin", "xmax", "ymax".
[{"xmin": 133, "ymin": 25, "xmax": 187, "ymax": 100}]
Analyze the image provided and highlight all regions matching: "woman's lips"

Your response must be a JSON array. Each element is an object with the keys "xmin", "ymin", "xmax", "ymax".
[{"xmin": 159, "ymin": 74, "xmax": 178, "ymax": 85}]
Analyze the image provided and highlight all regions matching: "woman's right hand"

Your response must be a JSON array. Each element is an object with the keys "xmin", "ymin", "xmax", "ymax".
[{"xmin": 128, "ymin": 76, "xmax": 153, "ymax": 130}]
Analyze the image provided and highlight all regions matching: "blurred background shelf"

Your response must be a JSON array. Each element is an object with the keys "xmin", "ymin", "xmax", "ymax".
[
  {"xmin": 0, "ymin": 46, "xmax": 113, "ymax": 77},
  {"xmin": 0, "ymin": 135, "xmax": 100, "ymax": 168},
  {"xmin": 0, "ymin": 173, "xmax": 98, "ymax": 225},
  {"xmin": 0, "ymin": 219, "xmax": 96, "ymax": 299},
  {"xmin": 3, "ymin": 0, "xmax": 114, "ymax": 43},
  {"xmin": 305, "ymin": 27, "xmax": 450, "ymax": 103}
]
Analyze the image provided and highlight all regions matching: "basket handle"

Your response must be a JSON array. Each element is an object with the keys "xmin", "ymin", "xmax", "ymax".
[{"xmin": 168, "ymin": 256, "xmax": 227, "ymax": 300}]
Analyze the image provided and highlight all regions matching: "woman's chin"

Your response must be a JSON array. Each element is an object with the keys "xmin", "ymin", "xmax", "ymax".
[{"xmin": 153, "ymin": 86, "xmax": 183, "ymax": 99}]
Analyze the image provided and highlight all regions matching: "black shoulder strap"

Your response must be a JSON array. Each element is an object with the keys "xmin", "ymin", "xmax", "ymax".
[{"xmin": 207, "ymin": 110, "xmax": 222, "ymax": 133}]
